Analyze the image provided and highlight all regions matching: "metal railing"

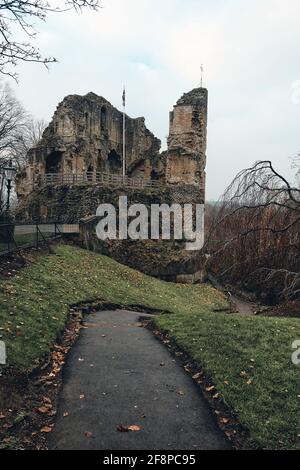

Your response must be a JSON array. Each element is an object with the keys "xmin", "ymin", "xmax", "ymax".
[
  {"xmin": 41, "ymin": 172, "xmax": 163, "ymax": 189},
  {"xmin": 0, "ymin": 223, "xmax": 79, "ymax": 257}
]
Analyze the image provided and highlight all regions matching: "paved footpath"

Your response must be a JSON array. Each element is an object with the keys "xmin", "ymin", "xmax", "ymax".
[{"xmin": 48, "ymin": 310, "xmax": 229, "ymax": 450}]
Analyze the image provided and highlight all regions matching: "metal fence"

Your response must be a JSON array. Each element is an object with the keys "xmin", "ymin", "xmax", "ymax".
[
  {"xmin": 41, "ymin": 172, "xmax": 163, "ymax": 189},
  {"xmin": 0, "ymin": 223, "xmax": 79, "ymax": 256}
]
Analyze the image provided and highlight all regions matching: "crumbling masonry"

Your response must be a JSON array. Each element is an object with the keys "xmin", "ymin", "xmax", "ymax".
[
  {"xmin": 17, "ymin": 87, "xmax": 208, "ymax": 198},
  {"xmin": 16, "ymin": 88, "xmax": 208, "ymax": 281}
]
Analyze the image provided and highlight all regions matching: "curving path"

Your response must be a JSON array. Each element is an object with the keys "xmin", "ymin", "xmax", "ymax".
[{"xmin": 48, "ymin": 310, "xmax": 229, "ymax": 450}]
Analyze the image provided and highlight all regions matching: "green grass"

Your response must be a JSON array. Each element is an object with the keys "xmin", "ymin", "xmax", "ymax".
[
  {"xmin": 0, "ymin": 234, "xmax": 37, "ymax": 252},
  {"xmin": 155, "ymin": 312, "xmax": 300, "ymax": 449},
  {"xmin": 0, "ymin": 244, "xmax": 226, "ymax": 372},
  {"xmin": 0, "ymin": 243, "xmax": 299, "ymax": 449}
]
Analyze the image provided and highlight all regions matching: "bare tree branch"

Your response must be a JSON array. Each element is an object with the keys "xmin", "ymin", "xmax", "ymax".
[
  {"xmin": 0, "ymin": 81, "xmax": 41, "ymax": 214},
  {"xmin": 206, "ymin": 159, "xmax": 300, "ymax": 303},
  {"xmin": 0, "ymin": 1, "xmax": 100, "ymax": 79}
]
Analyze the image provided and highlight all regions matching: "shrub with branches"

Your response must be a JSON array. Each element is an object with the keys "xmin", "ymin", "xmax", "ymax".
[{"xmin": 206, "ymin": 160, "xmax": 300, "ymax": 303}]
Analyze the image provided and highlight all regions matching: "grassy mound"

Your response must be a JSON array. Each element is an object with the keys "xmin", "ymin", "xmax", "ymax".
[
  {"xmin": 0, "ymin": 244, "xmax": 225, "ymax": 371},
  {"xmin": 0, "ymin": 244, "xmax": 299, "ymax": 449}
]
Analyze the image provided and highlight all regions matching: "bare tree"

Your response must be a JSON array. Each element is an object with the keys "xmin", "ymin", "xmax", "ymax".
[
  {"xmin": 11, "ymin": 117, "xmax": 47, "ymax": 166},
  {"xmin": 0, "ymin": 81, "xmax": 29, "ymax": 168},
  {"xmin": 206, "ymin": 160, "xmax": 300, "ymax": 303},
  {"xmin": 0, "ymin": 81, "xmax": 32, "ymax": 214},
  {"xmin": 0, "ymin": 0, "xmax": 100, "ymax": 79}
]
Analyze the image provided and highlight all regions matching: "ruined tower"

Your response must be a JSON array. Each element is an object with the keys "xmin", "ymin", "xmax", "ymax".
[{"xmin": 166, "ymin": 88, "xmax": 208, "ymax": 191}]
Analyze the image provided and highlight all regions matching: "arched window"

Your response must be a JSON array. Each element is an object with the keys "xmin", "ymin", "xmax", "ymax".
[
  {"xmin": 107, "ymin": 150, "xmax": 122, "ymax": 173},
  {"xmin": 45, "ymin": 151, "xmax": 63, "ymax": 174},
  {"xmin": 151, "ymin": 170, "xmax": 159, "ymax": 181}
]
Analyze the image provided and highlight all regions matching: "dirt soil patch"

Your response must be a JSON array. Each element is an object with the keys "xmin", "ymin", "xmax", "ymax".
[
  {"xmin": 0, "ymin": 315, "xmax": 82, "ymax": 450},
  {"xmin": 258, "ymin": 300, "xmax": 300, "ymax": 318}
]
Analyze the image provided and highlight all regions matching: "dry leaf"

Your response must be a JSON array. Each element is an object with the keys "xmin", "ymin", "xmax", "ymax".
[
  {"xmin": 205, "ymin": 386, "xmax": 215, "ymax": 392},
  {"xmin": 40, "ymin": 426, "xmax": 53, "ymax": 433},
  {"xmin": 42, "ymin": 397, "xmax": 52, "ymax": 404},
  {"xmin": 79, "ymin": 394, "xmax": 85, "ymax": 399},
  {"xmin": 220, "ymin": 418, "xmax": 230, "ymax": 425},
  {"xmin": 117, "ymin": 424, "xmax": 141, "ymax": 433},
  {"xmin": 38, "ymin": 406, "xmax": 50, "ymax": 414},
  {"xmin": 192, "ymin": 373, "xmax": 202, "ymax": 380},
  {"xmin": 128, "ymin": 425, "xmax": 141, "ymax": 432}
]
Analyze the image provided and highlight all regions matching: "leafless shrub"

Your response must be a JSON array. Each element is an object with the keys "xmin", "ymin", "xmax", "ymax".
[{"xmin": 206, "ymin": 160, "xmax": 300, "ymax": 304}]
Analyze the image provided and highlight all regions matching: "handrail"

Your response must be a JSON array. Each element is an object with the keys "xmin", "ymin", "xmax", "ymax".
[{"xmin": 40, "ymin": 172, "xmax": 163, "ymax": 189}]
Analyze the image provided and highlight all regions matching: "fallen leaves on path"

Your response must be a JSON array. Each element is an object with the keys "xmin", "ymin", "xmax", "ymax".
[
  {"xmin": 205, "ymin": 385, "xmax": 216, "ymax": 393},
  {"xmin": 128, "ymin": 425, "xmax": 141, "ymax": 432},
  {"xmin": 117, "ymin": 424, "xmax": 142, "ymax": 433},
  {"xmin": 38, "ymin": 406, "xmax": 50, "ymax": 415},
  {"xmin": 40, "ymin": 426, "xmax": 53, "ymax": 433}
]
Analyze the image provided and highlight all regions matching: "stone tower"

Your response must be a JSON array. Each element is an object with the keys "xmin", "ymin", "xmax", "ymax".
[{"xmin": 166, "ymin": 87, "xmax": 208, "ymax": 191}]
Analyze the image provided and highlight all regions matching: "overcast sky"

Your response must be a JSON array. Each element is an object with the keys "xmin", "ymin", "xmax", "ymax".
[{"xmin": 10, "ymin": 0, "xmax": 300, "ymax": 199}]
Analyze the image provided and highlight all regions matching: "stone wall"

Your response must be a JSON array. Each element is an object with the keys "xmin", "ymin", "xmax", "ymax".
[
  {"xmin": 17, "ymin": 93, "xmax": 163, "ymax": 197},
  {"xmin": 15, "ymin": 87, "xmax": 209, "ymax": 282},
  {"xmin": 17, "ymin": 87, "xmax": 208, "ymax": 199},
  {"xmin": 16, "ymin": 183, "xmax": 204, "ymax": 223},
  {"xmin": 166, "ymin": 88, "xmax": 207, "ymax": 191},
  {"xmin": 15, "ymin": 183, "xmax": 206, "ymax": 280}
]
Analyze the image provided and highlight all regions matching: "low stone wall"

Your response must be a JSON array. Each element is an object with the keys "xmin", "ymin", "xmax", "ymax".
[
  {"xmin": 79, "ymin": 214, "xmax": 206, "ymax": 283},
  {"xmin": 16, "ymin": 183, "xmax": 204, "ymax": 223},
  {"xmin": 16, "ymin": 183, "xmax": 206, "ymax": 283}
]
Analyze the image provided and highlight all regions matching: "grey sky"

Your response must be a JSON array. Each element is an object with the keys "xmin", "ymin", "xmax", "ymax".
[{"xmin": 10, "ymin": 0, "xmax": 300, "ymax": 199}]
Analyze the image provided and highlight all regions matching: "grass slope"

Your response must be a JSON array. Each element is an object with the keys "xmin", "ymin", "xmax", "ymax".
[
  {"xmin": 0, "ymin": 244, "xmax": 299, "ymax": 449},
  {"xmin": 0, "ymin": 244, "xmax": 226, "ymax": 371},
  {"xmin": 155, "ymin": 312, "xmax": 300, "ymax": 449}
]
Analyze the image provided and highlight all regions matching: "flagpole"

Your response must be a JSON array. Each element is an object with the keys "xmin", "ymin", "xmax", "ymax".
[{"xmin": 122, "ymin": 86, "xmax": 126, "ymax": 183}]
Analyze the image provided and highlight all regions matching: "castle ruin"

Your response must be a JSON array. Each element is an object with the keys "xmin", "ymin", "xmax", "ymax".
[
  {"xmin": 16, "ymin": 87, "xmax": 208, "ymax": 281},
  {"xmin": 17, "ymin": 87, "xmax": 208, "ymax": 198}
]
